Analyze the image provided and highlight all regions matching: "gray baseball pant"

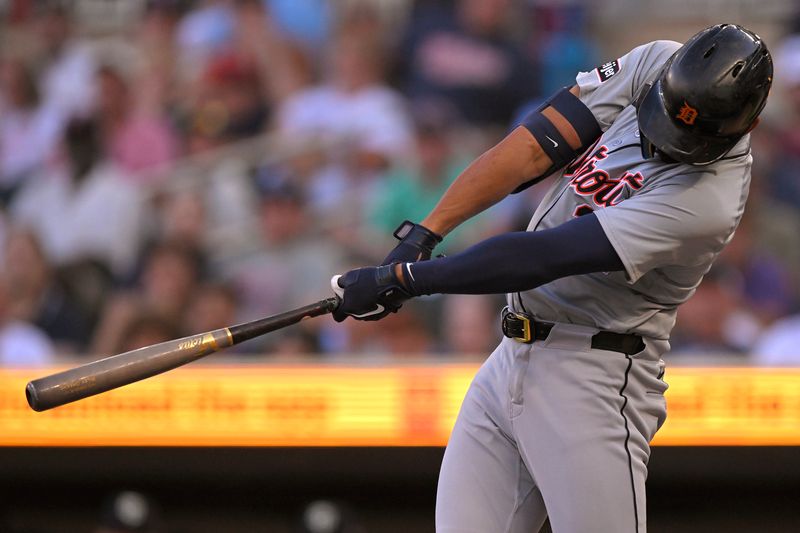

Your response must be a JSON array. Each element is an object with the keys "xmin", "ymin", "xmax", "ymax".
[{"xmin": 436, "ymin": 323, "xmax": 668, "ymax": 533}]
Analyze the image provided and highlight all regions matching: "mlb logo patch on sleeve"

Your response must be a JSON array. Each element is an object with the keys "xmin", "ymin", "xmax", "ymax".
[{"xmin": 596, "ymin": 59, "xmax": 621, "ymax": 82}]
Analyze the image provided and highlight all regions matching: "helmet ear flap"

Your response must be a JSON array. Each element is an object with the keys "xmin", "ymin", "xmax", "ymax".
[
  {"xmin": 634, "ymin": 80, "xmax": 658, "ymax": 160},
  {"xmin": 633, "ymin": 81, "xmax": 653, "ymax": 110},
  {"xmin": 639, "ymin": 132, "xmax": 658, "ymax": 160}
]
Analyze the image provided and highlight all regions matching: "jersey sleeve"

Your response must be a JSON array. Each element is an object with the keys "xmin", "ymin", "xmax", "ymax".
[
  {"xmin": 576, "ymin": 40, "xmax": 681, "ymax": 131},
  {"xmin": 593, "ymin": 163, "xmax": 751, "ymax": 284}
]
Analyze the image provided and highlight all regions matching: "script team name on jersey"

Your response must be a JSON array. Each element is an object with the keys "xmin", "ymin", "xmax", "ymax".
[{"xmin": 564, "ymin": 144, "xmax": 644, "ymax": 217}]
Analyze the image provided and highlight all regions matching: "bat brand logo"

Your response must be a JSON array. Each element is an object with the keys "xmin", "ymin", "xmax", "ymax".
[
  {"xmin": 676, "ymin": 101, "xmax": 698, "ymax": 125},
  {"xmin": 177, "ymin": 336, "xmax": 204, "ymax": 351}
]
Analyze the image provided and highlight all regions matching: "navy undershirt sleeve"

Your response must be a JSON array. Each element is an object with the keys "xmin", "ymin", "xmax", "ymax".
[{"xmin": 405, "ymin": 213, "xmax": 623, "ymax": 296}]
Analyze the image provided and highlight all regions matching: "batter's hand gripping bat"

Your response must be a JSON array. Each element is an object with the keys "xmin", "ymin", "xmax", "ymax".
[{"xmin": 26, "ymin": 296, "xmax": 341, "ymax": 412}]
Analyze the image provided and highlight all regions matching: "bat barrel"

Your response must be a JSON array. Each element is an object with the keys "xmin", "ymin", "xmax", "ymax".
[
  {"xmin": 26, "ymin": 328, "xmax": 233, "ymax": 411},
  {"xmin": 25, "ymin": 296, "xmax": 341, "ymax": 412}
]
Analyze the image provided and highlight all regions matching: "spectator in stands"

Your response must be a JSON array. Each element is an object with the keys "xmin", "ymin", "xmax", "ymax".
[
  {"xmin": 155, "ymin": 188, "xmax": 209, "ymax": 252},
  {"xmin": 175, "ymin": 0, "xmax": 237, "ymax": 83},
  {"xmin": 96, "ymin": 64, "xmax": 179, "ymax": 179},
  {"xmin": 276, "ymin": 23, "xmax": 413, "ymax": 215},
  {"xmin": 269, "ymin": 327, "xmax": 321, "ymax": 357},
  {"xmin": 765, "ymin": 33, "xmax": 800, "ymax": 211},
  {"xmin": 2, "ymin": 227, "xmax": 91, "ymax": 352},
  {"xmin": 182, "ymin": 281, "xmax": 238, "ymax": 336},
  {"xmin": 35, "ymin": 2, "xmax": 97, "ymax": 123},
  {"xmin": 233, "ymin": 0, "xmax": 316, "ymax": 107},
  {"xmin": 0, "ymin": 58, "xmax": 61, "ymax": 205},
  {"xmin": 751, "ymin": 313, "xmax": 800, "ymax": 366},
  {"xmin": 184, "ymin": 52, "xmax": 269, "ymax": 153},
  {"xmin": 265, "ymin": 0, "xmax": 332, "ymax": 50},
  {"xmin": 115, "ymin": 312, "xmax": 181, "ymax": 354},
  {"xmin": 377, "ymin": 302, "xmax": 435, "ymax": 356},
  {"xmin": 368, "ymin": 100, "xmax": 484, "ymax": 253},
  {"xmin": 10, "ymin": 117, "xmax": 147, "ymax": 279},
  {"xmin": 136, "ymin": 0, "xmax": 181, "ymax": 105},
  {"xmin": 91, "ymin": 241, "xmax": 203, "ymax": 356},
  {"xmin": 327, "ymin": 298, "xmax": 434, "ymax": 358},
  {"xmin": 533, "ymin": 4, "xmax": 599, "ymax": 97},
  {"xmin": 669, "ymin": 268, "xmax": 757, "ymax": 356},
  {"xmin": 736, "ymin": 165, "xmax": 800, "ymax": 307},
  {"xmin": 716, "ymin": 211, "xmax": 796, "ymax": 326},
  {"xmin": 219, "ymin": 170, "xmax": 346, "ymax": 350},
  {"xmin": 0, "ymin": 274, "xmax": 54, "ymax": 367},
  {"xmin": 399, "ymin": 0, "xmax": 538, "ymax": 127}
]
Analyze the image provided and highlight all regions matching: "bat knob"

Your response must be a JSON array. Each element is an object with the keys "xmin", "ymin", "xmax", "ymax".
[{"xmin": 25, "ymin": 381, "xmax": 43, "ymax": 412}]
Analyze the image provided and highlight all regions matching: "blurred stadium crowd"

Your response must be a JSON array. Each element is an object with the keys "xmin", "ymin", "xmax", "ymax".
[{"xmin": 1, "ymin": 0, "xmax": 800, "ymax": 366}]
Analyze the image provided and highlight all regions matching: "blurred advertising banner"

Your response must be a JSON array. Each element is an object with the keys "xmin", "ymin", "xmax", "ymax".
[{"xmin": 1, "ymin": 365, "xmax": 799, "ymax": 447}]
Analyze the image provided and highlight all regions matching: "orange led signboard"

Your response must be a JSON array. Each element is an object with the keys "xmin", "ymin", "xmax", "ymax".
[{"xmin": 1, "ymin": 366, "xmax": 798, "ymax": 447}]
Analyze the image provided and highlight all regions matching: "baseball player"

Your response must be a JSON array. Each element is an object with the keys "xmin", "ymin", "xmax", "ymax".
[{"xmin": 332, "ymin": 24, "xmax": 772, "ymax": 532}]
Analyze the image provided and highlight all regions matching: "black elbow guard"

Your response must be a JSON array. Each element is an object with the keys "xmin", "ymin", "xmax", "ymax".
[{"xmin": 514, "ymin": 87, "xmax": 602, "ymax": 193}]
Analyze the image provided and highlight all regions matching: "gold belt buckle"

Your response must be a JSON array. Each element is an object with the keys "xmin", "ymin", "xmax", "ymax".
[
  {"xmin": 512, "ymin": 312, "xmax": 532, "ymax": 343},
  {"xmin": 503, "ymin": 308, "xmax": 533, "ymax": 344}
]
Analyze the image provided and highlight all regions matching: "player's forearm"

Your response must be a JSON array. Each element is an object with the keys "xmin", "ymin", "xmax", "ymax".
[
  {"xmin": 421, "ymin": 127, "xmax": 551, "ymax": 236},
  {"xmin": 403, "ymin": 213, "xmax": 624, "ymax": 295}
]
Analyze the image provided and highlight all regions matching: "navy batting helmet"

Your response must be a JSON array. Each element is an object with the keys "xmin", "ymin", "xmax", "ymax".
[{"xmin": 636, "ymin": 24, "xmax": 773, "ymax": 165}]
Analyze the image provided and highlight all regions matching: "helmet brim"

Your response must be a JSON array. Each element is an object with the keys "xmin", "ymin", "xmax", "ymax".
[{"xmin": 636, "ymin": 79, "xmax": 737, "ymax": 165}]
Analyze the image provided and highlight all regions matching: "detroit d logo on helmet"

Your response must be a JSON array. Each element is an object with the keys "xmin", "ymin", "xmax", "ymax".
[{"xmin": 675, "ymin": 101, "xmax": 699, "ymax": 125}]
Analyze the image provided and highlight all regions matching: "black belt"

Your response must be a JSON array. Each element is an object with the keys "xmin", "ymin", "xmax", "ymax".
[{"xmin": 501, "ymin": 307, "xmax": 645, "ymax": 355}]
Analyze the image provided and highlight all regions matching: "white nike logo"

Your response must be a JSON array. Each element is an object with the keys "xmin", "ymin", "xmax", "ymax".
[
  {"xmin": 545, "ymin": 135, "xmax": 558, "ymax": 148},
  {"xmin": 351, "ymin": 304, "xmax": 385, "ymax": 318},
  {"xmin": 405, "ymin": 263, "xmax": 416, "ymax": 282}
]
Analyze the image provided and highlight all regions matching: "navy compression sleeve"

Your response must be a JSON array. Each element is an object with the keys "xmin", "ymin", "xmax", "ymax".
[{"xmin": 404, "ymin": 213, "xmax": 623, "ymax": 295}]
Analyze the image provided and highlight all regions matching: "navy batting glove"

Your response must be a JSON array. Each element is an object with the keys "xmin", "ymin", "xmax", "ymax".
[
  {"xmin": 381, "ymin": 220, "xmax": 443, "ymax": 265},
  {"xmin": 331, "ymin": 265, "xmax": 413, "ymax": 322}
]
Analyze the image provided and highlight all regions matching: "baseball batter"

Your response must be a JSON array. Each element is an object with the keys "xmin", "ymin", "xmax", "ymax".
[{"xmin": 332, "ymin": 24, "xmax": 772, "ymax": 532}]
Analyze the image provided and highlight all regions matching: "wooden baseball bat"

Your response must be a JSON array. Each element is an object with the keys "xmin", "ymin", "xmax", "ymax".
[{"xmin": 26, "ymin": 296, "xmax": 340, "ymax": 412}]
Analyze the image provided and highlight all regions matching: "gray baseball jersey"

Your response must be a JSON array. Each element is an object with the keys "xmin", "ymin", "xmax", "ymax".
[
  {"xmin": 437, "ymin": 40, "xmax": 753, "ymax": 533},
  {"xmin": 513, "ymin": 39, "xmax": 751, "ymax": 347}
]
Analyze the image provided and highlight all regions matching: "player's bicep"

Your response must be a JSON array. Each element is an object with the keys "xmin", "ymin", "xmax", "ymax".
[{"xmin": 594, "ymin": 180, "xmax": 743, "ymax": 283}]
